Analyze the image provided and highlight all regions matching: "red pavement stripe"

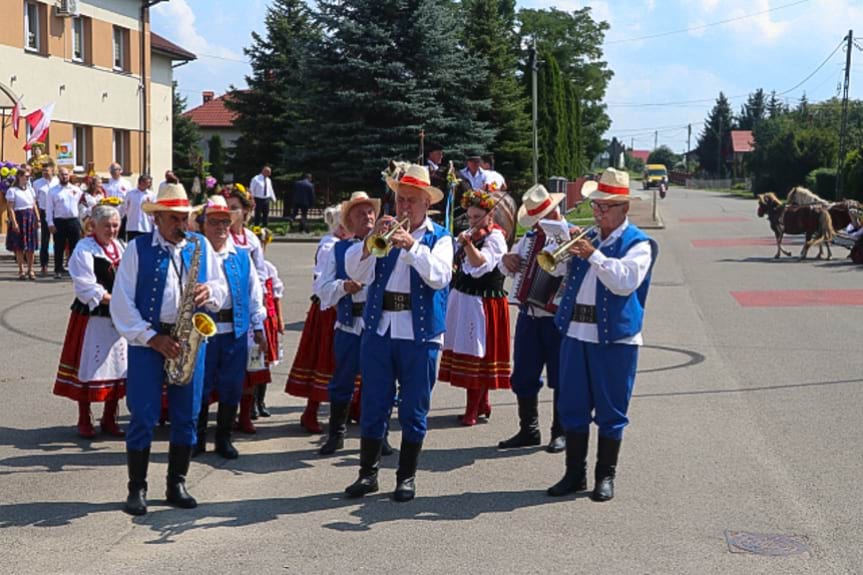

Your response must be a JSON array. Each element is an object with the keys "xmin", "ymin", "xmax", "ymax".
[
  {"xmin": 731, "ymin": 289, "xmax": 863, "ymax": 307},
  {"xmin": 680, "ymin": 217, "xmax": 750, "ymax": 223},
  {"xmin": 692, "ymin": 237, "xmax": 803, "ymax": 247}
]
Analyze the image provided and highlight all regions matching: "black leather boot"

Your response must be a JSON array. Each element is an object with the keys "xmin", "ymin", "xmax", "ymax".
[
  {"xmin": 345, "ymin": 437, "xmax": 382, "ymax": 498},
  {"xmin": 546, "ymin": 393, "xmax": 566, "ymax": 453},
  {"xmin": 498, "ymin": 396, "xmax": 541, "ymax": 449},
  {"xmin": 592, "ymin": 436, "xmax": 622, "ymax": 502},
  {"xmin": 215, "ymin": 402, "xmax": 239, "ymax": 460},
  {"xmin": 381, "ymin": 429, "xmax": 395, "ymax": 456},
  {"xmin": 547, "ymin": 432, "xmax": 589, "ymax": 497},
  {"xmin": 319, "ymin": 402, "xmax": 349, "ymax": 455},
  {"xmin": 124, "ymin": 448, "xmax": 150, "ymax": 516},
  {"xmin": 192, "ymin": 407, "xmax": 208, "ymax": 458},
  {"xmin": 393, "ymin": 439, "xmax": 422, "ymax": 502},
  {"xmin": 166, "ymin": 444, "xmax": 198, "ymax": 509},
  {"xmin": 255, "ymin": 384, "xmax": 271, "ymax": 417}
]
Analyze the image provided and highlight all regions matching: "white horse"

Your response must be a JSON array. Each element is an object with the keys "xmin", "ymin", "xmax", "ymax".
[{"xmin": 787, "ymin": 186, "xmax": 831, "ymax": 207}]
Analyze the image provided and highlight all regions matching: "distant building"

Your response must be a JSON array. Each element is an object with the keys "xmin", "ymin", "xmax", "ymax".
[
  {"xmin": 630, "ymin": 150, "xmax": 651, "ymax": 164},
  {"xmin": 183, "ymin": 91, "xmax": 240, "ymax": 164}
]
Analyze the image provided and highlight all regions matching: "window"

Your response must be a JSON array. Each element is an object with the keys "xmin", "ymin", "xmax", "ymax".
[
  {"xmin": 73, "ymin": 125, "xmax": 89, "ymax": 170},
  {"xmin": 113, "ymin": 130, "xmax": 129, "ymax": 170},
  {"xmin": 24, "ymin": 2, "xmax": 40, "ymax": 52},
  {"xmin": 72, "ymin": 17, "xmax": 85, "ymax": 62},
  {"xmin": 112, "ymin": 26, "xmax": 127, "ymax": 71}
]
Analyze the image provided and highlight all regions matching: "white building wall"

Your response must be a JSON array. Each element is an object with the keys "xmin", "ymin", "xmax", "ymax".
[{"xmin": 150, "ymin": 53, "xmax": 174, "ymax": 181}]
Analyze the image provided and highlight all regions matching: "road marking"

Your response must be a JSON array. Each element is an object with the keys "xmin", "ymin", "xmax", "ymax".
[
  {"xmin": 732, "ymin": 289, "xmax": 863, "ymax": 307},
  {"xmin": 679, "ymin": 217, "xmax": 750, "ymax": 223},
  {"xmin": 692, "ymin": 237, "xmax": 803, "ymax": 247}
]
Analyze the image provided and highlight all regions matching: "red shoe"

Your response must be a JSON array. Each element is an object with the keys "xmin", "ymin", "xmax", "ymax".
[
  {"xmin": 478, "ymin": 388, "xmax": 491, "ymax": 420},
  {"xmin": 237, "ymin": 395, "xmax": 257, "ymax": 434},
  {"xmin": 459, "ymin": 389, "xmax": 481, "ymax": 427},
  {"xmin": 77, "ymin": 401, "xmax": 96, "ymax": 439},
  {"xmin": 100, "ymin": 399, "xmax": 125, "ymax": 437},
  {"xmin": 300, "ymin": 400, "xmax": 322, "ymax": 434}
]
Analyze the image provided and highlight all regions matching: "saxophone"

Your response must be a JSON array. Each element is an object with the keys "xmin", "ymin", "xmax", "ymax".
[{"xmin": 165, "ymin": 233, "xmax": 217, "ymax": 386}]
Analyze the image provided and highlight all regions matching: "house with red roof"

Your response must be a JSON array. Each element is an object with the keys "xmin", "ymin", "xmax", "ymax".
[
  {"xmin": 730, "ymin": 130, "xmax": 754, "ymax": 178},
  {"xmin": 183, "ymin": 91, "xmax": 241, "ymax": 165},
  {"xmin": 629, "ymin": 149, "xmax": 651, "ymax": 164}
]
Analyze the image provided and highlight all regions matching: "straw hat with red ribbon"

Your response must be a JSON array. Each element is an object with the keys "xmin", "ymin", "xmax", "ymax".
[
  {"xmin": 517, "ymin": 184, "xmax": 565, "ymax": 228},
  {"xmin": 143, "ymin": 182, "xmax": 199, "ymax": 214},
  {"xmin": 201, "ymin": 195, "xmax": 240, "ymax": 221},
  {"xmin": 385, "ymin": 164, "xmax": 444, "ymax": 205},
  {"xmin": 340, "ymin": 191, "xmax": 381, "ymax": 227},
  {"xmin": 587, "ymin": 168, "xmax": 643, "ymax": 202}
]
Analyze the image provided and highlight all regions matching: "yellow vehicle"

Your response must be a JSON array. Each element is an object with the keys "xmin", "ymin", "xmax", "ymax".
[{"xmin": 642, "ymin": 164, "xmax": 668, "ymax": 189}]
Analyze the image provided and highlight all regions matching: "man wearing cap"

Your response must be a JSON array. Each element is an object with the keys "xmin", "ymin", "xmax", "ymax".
[
  {"xmin": 498, "ymin": 184, "xmax": 569, "ymax": 453},
  {"xmin": 547, "ymin": 168, "xmax": 657, "ymax": 503},
  {"xmin": 459, "ymin": 152, "xmax": 487, "ymax": 191},
  {"xmin": 343, "ymin": 165, "xmax": 452, "ymax": 502},
  {"xmin": 425, "ymin": 141, "xmax": 448, "ymax": 193},
  {"xmin": 110, "ymin": 183, "xmax": 228, "ymax": 516},
  {"xmin": 195, "ymin": 196, "xmax": 267, "ymax": 461},
  {"xmin": 316, "ymin": 191, "xmax": 380, "ymax": 455}
]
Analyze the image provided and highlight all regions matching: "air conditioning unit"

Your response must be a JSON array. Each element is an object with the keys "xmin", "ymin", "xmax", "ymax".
[{"xmin": 57, "ymin": 0, "xmax": 81, "ymax": 17}]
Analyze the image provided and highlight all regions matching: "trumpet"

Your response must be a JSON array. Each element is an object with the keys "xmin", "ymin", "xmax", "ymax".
[
  {"xmin": 365, "ymin": 216, "xmax": 411, "ymax": 258},
  {"xmin": 536, "ymin": 226, "xmax": 597, "ymax": 273}
]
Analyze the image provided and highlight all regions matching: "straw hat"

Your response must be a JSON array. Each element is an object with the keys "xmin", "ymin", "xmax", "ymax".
[
  {"xmin": 143, "ymin": 182, "xmax": 198, "ymax": 213},
  {"xmin": 385, "ymin": 164, "xmax": 444, "ymax": 205},
  {"xmin": 589, "ymin": 168, "xmax": 643, "ymax": 202},
  {"xmin": 517, "ymin": 184, "xmax": 565, "ymax": 228},
  {"xmin": 202, "ymin": 195, "xmax": 239, "ymax": 220},
  {"xmin": 340, "ymin": 191, "xmax": 381, "ymax": 227}
]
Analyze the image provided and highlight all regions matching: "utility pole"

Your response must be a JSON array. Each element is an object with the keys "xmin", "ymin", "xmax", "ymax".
[
  {"xmin": 630, "ymin": 137, "xmax": 634, "ymax": 151},
  {"xmin": 836, "ymin": 30, "xmax": 853, "ymax": 200},
  {"xmin": 687, "ymin": 123, "xmax": 692, "ymax": 171},
  {"xmin": 717, "ymin": 115, "xmax": 723, "ymax": 178},
  {"xmin": 530, "ymin": 39, "xmax": 539, "ymax": 185},
  {"xmin": 654, "ymin": 131, "xmax": 658, "ymax": 150}
]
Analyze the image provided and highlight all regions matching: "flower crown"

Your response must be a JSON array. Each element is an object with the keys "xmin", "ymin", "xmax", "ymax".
[
  {"xmin": 252, "ymin": 225, "xmax": 273, "ymax": 245},
  {"xmin": 100, "ymin": 196, "xmax": 123, "ymax": 207},
  {"xmin": 460, "ymin": 189, "xmax": 494, "ymax": 211}
]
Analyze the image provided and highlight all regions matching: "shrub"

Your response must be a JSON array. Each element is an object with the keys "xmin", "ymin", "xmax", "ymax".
[{"xmin": 804, "ymin": 168, "xmax": 837, "ymax": 199}]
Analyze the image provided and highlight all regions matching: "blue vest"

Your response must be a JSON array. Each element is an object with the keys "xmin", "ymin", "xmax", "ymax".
[
  {"xmin": 554, "ymin": 224, "xmax": 658, "ymax": 343},
  {"xmin": 364, "ymin": 222, "xmax": 450, "ymax": 341},
  {"xmin": 133, "ymin": 232, "xmax": 209, "ymax": 327},
  {"xmin": 334, "ymin": 239, "xmax": 358, "ymax": 327},
  {"xmin": 221, "ymin": 248, "xmax": 251, "ymax": 338}
]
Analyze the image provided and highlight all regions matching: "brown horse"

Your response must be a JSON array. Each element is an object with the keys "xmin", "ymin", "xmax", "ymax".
[{"xmin": 756, "ymin": 192, "xmax": 836, "ymax": 259}]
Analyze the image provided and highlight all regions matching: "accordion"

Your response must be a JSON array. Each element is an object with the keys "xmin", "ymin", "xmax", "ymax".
[{"xmin": 511, "ymin": 229, "xmax": 567, "ymax": 313}]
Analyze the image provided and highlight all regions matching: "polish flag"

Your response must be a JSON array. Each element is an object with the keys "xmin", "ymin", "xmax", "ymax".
[
  {"xmin": 24, "ymin": 102, "xmax": 55, "ymax": 151},
  {"xmin": 11, "ymin": 96, "xmax": 22, "ymax": 139}
]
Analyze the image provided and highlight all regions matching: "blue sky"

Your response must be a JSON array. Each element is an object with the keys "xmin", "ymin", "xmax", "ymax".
[{"xmin": 153, "ymin": 0, "xmax": 862, "ymax": 154}]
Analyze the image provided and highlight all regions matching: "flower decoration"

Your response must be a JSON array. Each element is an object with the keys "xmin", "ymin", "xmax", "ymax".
[
  {"xmin": 99, "ymin": 196, "xmax": 123, "ymax": 207},
  {"xmin": 205, "ymin": 176, "xmax": 217, "ymax": 189},
  {"xmin": 460, "ymin": 189, "xmax": 494, "ymax": 211},
  {"xmin": 0, "ymin": 162, "xmax": 20, "ymax": 193},
  {"xmin": 253, "ymin": 226, "xmax": 273, "ymax": 245}
]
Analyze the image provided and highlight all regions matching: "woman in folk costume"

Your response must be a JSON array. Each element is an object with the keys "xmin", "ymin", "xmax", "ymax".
[
  {"xmin": 286, "ymin": 206, "xmax": 351, "ymax": 433},
  {"xmin": 53, "ymin": 203, "xmax": 128, "ymax": 438},
  {"xmin": 439, "ymin": 190, "xmax": 511, "ymax": 426}
]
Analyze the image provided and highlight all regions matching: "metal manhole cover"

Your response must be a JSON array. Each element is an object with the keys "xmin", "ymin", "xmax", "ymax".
[{"xmin": 725, "ymin": 530, "xmax": 810, "ymax": 557}]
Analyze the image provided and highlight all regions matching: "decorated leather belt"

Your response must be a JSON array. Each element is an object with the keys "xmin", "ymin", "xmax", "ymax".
[
  {"xmin": 213, "ymin": 309, "xmax": 234, "ymax": 323},
  {"xmin": 352, "ymin": 302, "xmax": 365, "ymax": 317},
  {"xmin": 158, "ymin": 322, "xmax": 176, "ymax": 335},
  {"xmin": 382, "ymin": 292, "xmax": 411, "ymax": 312},
  {"xmin": 571, "ymin": 304, "xmax": 597, "ymax": 324}
]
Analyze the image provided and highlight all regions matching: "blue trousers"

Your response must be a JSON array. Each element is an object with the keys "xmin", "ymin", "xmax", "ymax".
[
  {"xmin": 360, "ymin": 331, "xmax": 439, "ymax": 443},
  {"xmin": 126, "ymin": 343, "xmax": 207, "ymax": 450},
  {"xmin": 558, "ymin": 338, "xmax": 638, "ymax": 440},
  {"xmin": 203, "ymin": 332, "xmax": 248, "ymax": 407},
  {"xmin": 510, "ymin": 311, "xmax": 561, "ymax": 397},
  {"xmin": 329, "ymin": 329, "xmax": 361, "ymax": 404}
]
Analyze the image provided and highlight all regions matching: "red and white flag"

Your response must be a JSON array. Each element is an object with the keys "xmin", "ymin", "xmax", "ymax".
[
  {"xmin": 11, "ymin": 96, "xmax": 22, "ymax": 139},
  {"xmin": 24, "ymin": 102, "xmax": 55, "ymax": 151}
]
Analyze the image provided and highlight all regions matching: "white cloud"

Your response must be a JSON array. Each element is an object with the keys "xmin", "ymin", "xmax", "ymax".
[{"xmin": 152, "ymin": 0, "xmax": 244, "ymax": 63}]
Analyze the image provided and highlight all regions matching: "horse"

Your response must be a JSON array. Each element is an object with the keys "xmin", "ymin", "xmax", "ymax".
[
  {"xmin": 787, "ymin": 186, "xmax": 831, "ymax": 207},
  {"xmin": 756, "ymin": 192, "xmax": 836, "ymax": 260},
  {"xmin": 786, "ymin": 186, "xmax": 861, "ymax": 236}
]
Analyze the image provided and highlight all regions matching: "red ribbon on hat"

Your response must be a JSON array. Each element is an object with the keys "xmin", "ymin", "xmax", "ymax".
[
  {"xmin": 400, "ymin": 175, "xmax": 429, "ymax": 187},
  {"xmin": 156, "ymin": 198, "xmax": 190, "ymax": 207},
  {"xmin": 598, "ymin": 182, "xmax": 629, "ymax": 196},
  {"xmin": 526, "ymin": 198, "xmax": 552, "ymax": 216}
]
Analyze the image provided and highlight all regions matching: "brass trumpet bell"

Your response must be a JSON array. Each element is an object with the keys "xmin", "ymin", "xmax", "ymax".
[
  {"xmin": 536, "ymin": 226, "xmax": 596, "ymax": 273},
  {"xmin": 365, "ymin": 217, "xmax": 411, "ymax": 258}
]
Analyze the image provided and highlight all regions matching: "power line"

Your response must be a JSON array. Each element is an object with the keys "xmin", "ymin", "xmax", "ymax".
[
  {"xmin": 605, "ymin": 0, "xmax": 811, "ymax": 45},
  {"xmin": 775, "ymin": 39, "xmax": 844, "ymax": 95}
]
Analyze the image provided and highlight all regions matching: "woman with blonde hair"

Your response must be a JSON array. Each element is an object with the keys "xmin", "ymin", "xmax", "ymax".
[{"xmin": 5, "ymin": 166, "xmax": 40, "ymax": 280}]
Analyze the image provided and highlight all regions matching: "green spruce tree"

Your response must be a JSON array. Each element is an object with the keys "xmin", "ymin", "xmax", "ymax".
[
  {"xmin": 696, "ymin": 92, "xmax": 734, "ymax": 177},
  {"xmin": 537, "ymin": 50, "xmax": 569, "ymax": 180},
  {"xmin": 737, "ymin": 88, "xmax": 766, "ymax": 130},
  {"xmin": 208, "ymin": 134, "xmax": 226, "ymax": 183}
]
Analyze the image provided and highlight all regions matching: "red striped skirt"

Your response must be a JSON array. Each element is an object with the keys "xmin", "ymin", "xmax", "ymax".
[
  {"xmin": 284, "ymin": 299, "xmax": 336, "ymax": 403},
  {"xmin": 439, "ymin": 296, "xmax": 511, "ymax": 390},
  {"xmin": 52, "ymin": 310, "xmax": 126, "ymax": 402},
  {"xmin": 263, "ymin": 281, "xmax": 280, "ymax": 363}
]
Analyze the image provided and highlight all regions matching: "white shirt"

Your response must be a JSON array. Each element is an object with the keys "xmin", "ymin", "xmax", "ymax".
[
  {"xmin": 213, "ymin": 237, "xmax": 267, "ymax": 335},
  {"xmin": 231, "ymin": 228, "xmax": 269, "ymax": 285},
  {"xmin": 500, "ymin": 230, "xmax": 554, "ymax": 318},
  {"xmin": 46, "ymin": 183, "xmax": 84, "ymax": 225},
  {"xmin": 265, "ymin": 261, "xmax": 284, "ymax": 299},
  {"xmin": 484, "ymin": 169, "xmax": 506, "ymax": 191},
  {"xmin": 105, "ymin": 177, "xmax": 132, "ymax": 202},
  {"xmin": 457, "ymin": 228, "xmax": 507, "ymax": 278},
  {"xmin": 250, "ymin": 174, "xmax": 276, "ymax": 201},
  {"xmin": 5, "ymin": 185, "xmax": 36, "ymax": 211},
  {"xmin": 125, "ymin": 187, "xmax": 156, "ymax": 233},
  {"xmin": 69, "ymin": 236, "xmax": 125, "ymax": 310},
  {"xmin": 313, "ymin": 234, "xmax": 339, "ymax": 293},
  {"xmin": 558, "ymin": 219, "xmax": 652, "ymax": 345},
  {"xmin": 110, "ymin": 230, "xmax": 227, "ymax": 347},
  {"xmin": 317, "ymin": 238, "xmax": 367, "ymax": 335},
  {"xmin": 345, "ymin": 218, "xmax": 453, "ymax": 344},
  {"xmin": 842, "ymin": 223, "xmax": 863, "ymax": 240},
  {"xmin": 459, "ymin": 167, "xmax": 486, "ymax": 191},
  {"xmin": 33, "ymin": 176, "xmax": 58, "ymax": 210}
]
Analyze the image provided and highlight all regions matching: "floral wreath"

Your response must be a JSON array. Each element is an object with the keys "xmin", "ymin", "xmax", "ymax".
[
  {"xmin": 252, "ymin": 225, "xmax": 273, "ymax": 245},
  {"xmin": 460, "ymin": 189, "xmax": 494, "ymax": 211},
  {"xmin": 99, "ymin": 196, "xmax": 123, "ymax": 207}
]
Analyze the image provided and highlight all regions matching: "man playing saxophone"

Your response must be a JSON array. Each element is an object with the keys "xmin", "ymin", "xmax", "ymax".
[{"xmin": 111, "ymin": 183, "xmax": 227, "ymax": 516}]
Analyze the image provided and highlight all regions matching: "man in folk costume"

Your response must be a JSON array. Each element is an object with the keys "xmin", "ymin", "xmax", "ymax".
[
  {"xmin": 195, "ymin": 196, "xmax": 267, "ymax": 460},
  {"xmin": 497, "ymin": 184, "xmax": 569, "ymax": 453},
  {"xmin": 316, "ymin": 191, "xmax": 380, "ymax": 455},
  {"xmin": 111, "ymin": 183, "xmax": 227, "ymax": 516},
  {"xmin": 344, "ymin": 165, "xmax": 452, "ymax": 502},
  {"xmin": 547, "ymin": 168, "xmax": 657, "ymax": 502}
]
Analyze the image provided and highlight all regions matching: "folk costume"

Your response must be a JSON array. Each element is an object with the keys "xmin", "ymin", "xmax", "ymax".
[
  {"xmin": 344, "ymin": 165, "xmax": 453, "ymax": 502},
  {"xmin": 110, "ymin": 183, "xmax": 227, "ymax": 515},
  {"xmin": 196, "ymin": 197, "xmax": 267, "ymax": 460},
  {"xmin": 316, "ymin": 192, "xmax": 380, "ymax": 455},
  {"xmin": 440, "ymin": 190, "xmax": 511, "ymax": 426},
  {"xmin": 547, "ymin": 169, "xmax": 657, "ymax": 502},
  {"xmin": 53, "ymin": 234, "xmax": 127, "ymax": 438},
  {"xmin": 5, "ymin": 185, "xmax": 40, "ymax": 254}
]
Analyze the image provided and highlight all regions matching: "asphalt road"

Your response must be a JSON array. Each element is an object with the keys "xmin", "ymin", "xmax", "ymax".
[{"xmin": 1, "ymin": 189, "xmax": 861, "ymax": 574}]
